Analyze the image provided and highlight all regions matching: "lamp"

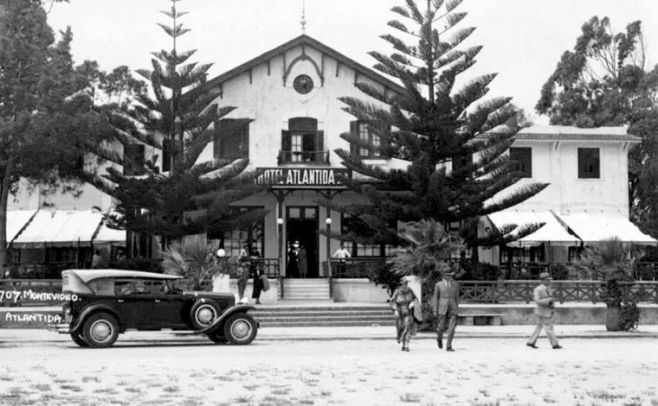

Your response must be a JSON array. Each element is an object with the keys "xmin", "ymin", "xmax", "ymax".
[
  {"xmin": 325, "ymin": 218, "xmax": 332, "ymax": 225},
  {"xmin": 277, "ymin": 218, "xmax": 284, "ymax": 225},
  {"xmin": 216, "ymin": 248, "xmax": 226, "ymax": 257}
]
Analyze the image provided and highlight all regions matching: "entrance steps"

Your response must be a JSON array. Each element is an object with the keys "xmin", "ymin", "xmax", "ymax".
[
  {"xmin": 252, "ymin": 303, "xmax": 395, "ymax": 327},
  {"xmin": 281, "ymin": 278, "xmax": 331, "ymax": 301}
]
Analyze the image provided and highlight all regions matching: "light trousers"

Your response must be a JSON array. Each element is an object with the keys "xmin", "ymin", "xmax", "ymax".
[{"xmin": 528, "ymin": 315, "xmax": 559, "ymax": 346}]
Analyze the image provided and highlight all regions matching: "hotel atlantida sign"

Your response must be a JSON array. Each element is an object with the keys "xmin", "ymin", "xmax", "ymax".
[{"xmin": 256, "ymin": 168, "xmax": 349, "ymax": 189}]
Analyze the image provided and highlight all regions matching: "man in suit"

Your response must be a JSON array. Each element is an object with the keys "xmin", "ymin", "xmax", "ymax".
[
  {"xmin": 432, "ymin": 270, "xmax": 460, "ymax": 352},
  {"xmin": 527, "ymin": 272, "xmax": 562, "ymax": 349}
]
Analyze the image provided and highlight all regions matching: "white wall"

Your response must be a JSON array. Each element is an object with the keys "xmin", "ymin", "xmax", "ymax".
[
  {"xmin": 196, "ymin": 44, "xmax": 393, "ymax": 171},
  {"xmin": 493, "ymin": 139, "xmax": 631, "ymax": 216}
]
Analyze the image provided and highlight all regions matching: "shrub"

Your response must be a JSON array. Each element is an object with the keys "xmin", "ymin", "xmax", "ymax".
[
  {"xmin": 366, "ymin": 262, "xmax": 403, "ymax": 297},
  {"xmin": 571, "ymin": 238, "xmax": 641, "ymax": 331}
]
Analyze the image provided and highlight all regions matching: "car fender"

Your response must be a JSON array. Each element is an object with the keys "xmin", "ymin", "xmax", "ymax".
[
  {"xmin": 70, "ymin": 304, "xmax": 121, "ymax": 333},
  {"xmin": 194, "ymin": 304, "xmax": 257, "ymax": 335}
]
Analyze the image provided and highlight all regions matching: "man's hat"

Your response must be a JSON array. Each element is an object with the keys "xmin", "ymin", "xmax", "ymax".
[{"xmin": 539, "ymin": 272, "xmax": 552, "ymax": 280}]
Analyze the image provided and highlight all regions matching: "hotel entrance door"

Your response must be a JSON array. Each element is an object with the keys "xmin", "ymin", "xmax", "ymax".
[{"xmin": 285, "ymin": 206, "xmax": 319, "ymax": 277}]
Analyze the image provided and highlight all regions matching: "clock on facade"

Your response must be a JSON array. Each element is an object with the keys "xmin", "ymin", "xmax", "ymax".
[{"xmin": 293, "ymin": 74, "xmax": 314, "ymax": 94}]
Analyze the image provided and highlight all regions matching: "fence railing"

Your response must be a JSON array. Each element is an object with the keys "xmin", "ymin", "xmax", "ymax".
[
  {"xmin": 458, "ymin": 280, "xmax": 658, "ymax": 304},
  {"xmin": 328, "ymin": 258, "xmax": 386, "ymax": 278},
  {"xmin": 277, "ymin": 150, "xmax": 330, "ymax": 164}
]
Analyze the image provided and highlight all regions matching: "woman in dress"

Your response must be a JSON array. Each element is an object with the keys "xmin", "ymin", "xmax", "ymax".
[{"xmin": 390, "ymin": 279, "xmax": 418, "ymax": 352}]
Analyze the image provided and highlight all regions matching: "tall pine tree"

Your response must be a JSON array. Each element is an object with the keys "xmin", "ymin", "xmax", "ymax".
[
  {"xmin": 85, "ymin": 0, "xmax": 264, "ymax": 257},
  {"xmin": 334, "ymin": 0, "xmax": 548, "ymax": 252}
]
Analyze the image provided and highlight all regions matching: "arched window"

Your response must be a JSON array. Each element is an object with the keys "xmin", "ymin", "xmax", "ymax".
[{"xmin": 280, "ymin": 117, "xmax": 326, "ymax": 163}]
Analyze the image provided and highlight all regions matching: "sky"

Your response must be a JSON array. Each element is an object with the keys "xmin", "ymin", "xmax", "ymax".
[{"xmin": 47, "ymin": 0, "xmax": 658, "ymax": 123}]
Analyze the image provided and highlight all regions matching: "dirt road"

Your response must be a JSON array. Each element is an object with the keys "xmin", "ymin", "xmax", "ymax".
[{"xmin": 1, "ymin": 334, "xmax": 657, "ymax": 405}]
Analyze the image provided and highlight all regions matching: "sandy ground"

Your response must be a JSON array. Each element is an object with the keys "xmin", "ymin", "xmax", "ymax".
[{"xmin": 1, "ymin": 335, "xmax": 657, "ymax": 406}]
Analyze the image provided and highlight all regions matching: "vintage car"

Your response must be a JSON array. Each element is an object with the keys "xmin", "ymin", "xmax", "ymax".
[{"xmin": 52, "ymin": 269, "xmax": 258, "ymax": 348}]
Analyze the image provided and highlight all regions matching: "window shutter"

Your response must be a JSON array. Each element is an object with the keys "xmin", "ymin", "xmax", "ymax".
[
  {"xmin": 162, "ymin": 139, "xmax": 171, "ymax": 172},
  {"xmin": 317, "ymin": 130, "xmax": 325, "ymax": 162},
  {"xmin": 239, "ymin": 119, "xmax": 250, "ymax": 157},
  {"xmin": 281, "ymin": 130, "xmax": 291, "ymax": 162},
  {"xmin": 349, "ymin": 121, "xmax": 358, "ymax": 156}
]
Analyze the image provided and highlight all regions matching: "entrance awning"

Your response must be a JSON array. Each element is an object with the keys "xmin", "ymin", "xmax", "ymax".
[
  {"xmin": 557, "ymin": 212, "xmax": 657, "ymax": 246},
  {"xmin": 11, "ymin": 210, "xmax": 120, "ymax": 248},
  {"xmin": 94, "ymin": 223, "xmax": 126, "ymax": 246},
  {"xmin": 487, "ymin": 211, "xmax": 580, "ymax": 247},
  {"xmin": 5, "ymin": 210, "xmax": 38, "ymax": 247}
]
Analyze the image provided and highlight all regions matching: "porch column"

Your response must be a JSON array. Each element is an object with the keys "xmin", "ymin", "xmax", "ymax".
[
  {"xmin": 325, "ymin": 206, "xmax": 333, "ymax": 298},
  {"xmin": 276, "ymin": 196, "xmax": 284, "ymax": 278}
]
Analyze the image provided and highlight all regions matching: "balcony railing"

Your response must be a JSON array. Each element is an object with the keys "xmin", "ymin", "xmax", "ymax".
[
  {"xmin": 278, "ymin": 150, "xmax": 330, "ymax": 164},
  {"xmin": 212, "ymin": 258, "xmax": 281, "ymax": 279}
]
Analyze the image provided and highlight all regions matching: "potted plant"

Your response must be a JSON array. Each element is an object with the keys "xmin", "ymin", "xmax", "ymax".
[
  {"xmin": 161, "ymin": 236, "xmax": 232, "ymax": 291},
  {"xmin": 571, "ymin": 238, "xmax": 641, "ymax": 331}
]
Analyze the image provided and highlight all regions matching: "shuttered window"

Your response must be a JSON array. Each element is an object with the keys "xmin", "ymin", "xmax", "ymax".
[
  {"xmin": 509, "ymin": 147, "xmax": 532, "ymax": 178},
  {"xmin": 214, "ymin": 119, "xmax": 250, "ymax": 160},
  {"xmin": 578, "ymin": 148, "xmax": 600, "ymax": 179},
  {"xmin": 123, "ymin": 143, "xmax": 145, "ymax": 176},
  {"xmin": 280, "ymin": 117, "xmax": 325, "ymax": 163},
  {"xmin": 350, "ymin": 121, "xmax": 384, "ymax": 158}
]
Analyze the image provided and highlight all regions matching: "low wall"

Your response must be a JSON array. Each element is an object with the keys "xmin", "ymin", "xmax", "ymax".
[
  {"xmin": 459, "ymin": 303, "xmax": 658, "ymax": 325},
  {"xmin": 331, "ymin": 278, "xmax": 390, "ymax": 303}
]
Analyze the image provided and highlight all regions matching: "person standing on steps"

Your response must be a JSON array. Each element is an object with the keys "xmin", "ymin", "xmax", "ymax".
[
  {"xmin": 527, "ymin": 272, "xmax": 562, "ymax": 349},
  {"xmin": 297, "ymin": 244, "xmax": 308, "ymax": 278},
  {"xmin": 250, "ymin": 248, "xmax": 263, "ymax": 304},
  {"xmin": 332, "ymin": 242, "xmax": 351, "ymax": 276},
  {"xmin": 432, "ymin": 270, "xmax": 460, "ymax": 352},
  {"xmin": 390, "ymin": 279, "xmax": 418, "ymax": 352}
]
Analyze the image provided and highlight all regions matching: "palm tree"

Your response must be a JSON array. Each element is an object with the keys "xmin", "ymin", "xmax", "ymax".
[
  {"xmin": 388, "ymin": 219, "xmax": 465, "ymax": 281},
  {"xmin": 161, "ymin": 236, "xmax": 229, "ymax": 290},
  {"xmin": 571, "ymin": 238, "xmax": 641, "ymax": 331}
]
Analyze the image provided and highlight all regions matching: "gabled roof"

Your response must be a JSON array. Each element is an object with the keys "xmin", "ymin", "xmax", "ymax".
[
  {"xmin": 516, "ymin": 125, "xmax": 641, "ymax": 142},
  {"xmin": 190, "ymin": 34, "xmax": 406, "ymax": 98}
]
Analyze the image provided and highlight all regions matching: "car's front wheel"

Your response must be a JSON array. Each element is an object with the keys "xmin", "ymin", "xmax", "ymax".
[
  {"xmin": 223, "ymin": 313, "xmax": 257, "ymax": 345},
  {"xmin": 82, "ymin": 312, "xmax": 119, "ymax": 348},
  {"xmin": 70, "ymin": 333, "xmax": 88, "ymax": 347}
]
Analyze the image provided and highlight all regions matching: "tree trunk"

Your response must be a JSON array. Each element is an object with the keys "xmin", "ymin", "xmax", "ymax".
[{"xmin": 0, "ymin": 157, "xmax": 15, "ymax": 274}]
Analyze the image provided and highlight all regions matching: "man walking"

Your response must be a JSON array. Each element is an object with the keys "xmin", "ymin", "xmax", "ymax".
[
  {"xmin": 527, "ymin": 272, "xmax": 562, "ymax": 349},
  {"xmin": 432, "ymin": 270, "xmax": 459, "ymax": 352}
]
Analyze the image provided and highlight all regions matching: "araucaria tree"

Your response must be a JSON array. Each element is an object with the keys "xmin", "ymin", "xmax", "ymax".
[
  {"xmin": 335, "ymin": 0, "xmax": 548, "ymax": 254},
  {"xmin": 536, "ymin": 16, "xmax": 658, "ymax": 238},
  {"xmin": 0, "ymin": 0, "xmax": 112, "ymax": 270},
  {"xmin": 87, "ymin": 0, "xmax": 264, "ymax": 256}
]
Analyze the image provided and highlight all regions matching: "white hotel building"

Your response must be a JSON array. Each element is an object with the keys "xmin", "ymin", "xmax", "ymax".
[{"xmin": 6, "ymin": 34, "xmax": 654, "ymax": 298}]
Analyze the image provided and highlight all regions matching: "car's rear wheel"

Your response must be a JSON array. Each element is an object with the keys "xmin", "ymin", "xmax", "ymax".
[
  {"xmin": 70, "ymin": 333, "xmax": 88, "ymax": 347},
  {"xmin": 223, "ymin": 313, "xmax": 257, "ymax": 345},
  {"xmin": 82, "ymin": 312, "xmax": 119, "ymax": 348},
  {"xmin": 190, "ymin": 300, "xmax": 220, "ymax": 330}
]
